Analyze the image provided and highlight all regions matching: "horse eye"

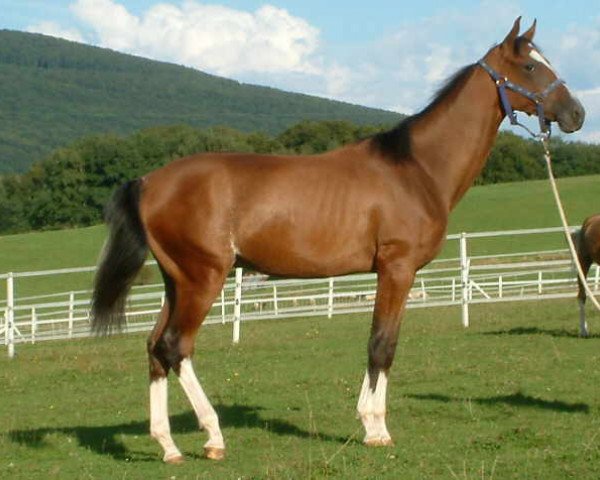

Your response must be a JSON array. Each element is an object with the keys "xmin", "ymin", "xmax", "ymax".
[{"xmin": 524, "ymin": 63, "xmax": 536, "ymax": 73}]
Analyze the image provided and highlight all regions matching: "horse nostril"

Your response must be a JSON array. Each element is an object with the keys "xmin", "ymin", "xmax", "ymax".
[{"xmin": 572, "ymin": 103, "xmax": 586, "ymax": 126}]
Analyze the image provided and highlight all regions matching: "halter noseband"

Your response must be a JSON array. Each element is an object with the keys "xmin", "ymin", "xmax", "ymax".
[{"xmin": 478, "ymin": 59, "xmax": 564, "ymax": 136}]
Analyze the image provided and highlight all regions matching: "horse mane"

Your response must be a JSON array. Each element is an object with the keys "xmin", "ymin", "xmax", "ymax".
[{"xmin": 371, "ymin": 63, "xmax": 477, "ymax": 160}]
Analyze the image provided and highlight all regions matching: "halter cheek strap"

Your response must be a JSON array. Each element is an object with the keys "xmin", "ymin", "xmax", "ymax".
[{"xmin": 477, "ymin": 59, "xmax": 565, "ymax": 136}]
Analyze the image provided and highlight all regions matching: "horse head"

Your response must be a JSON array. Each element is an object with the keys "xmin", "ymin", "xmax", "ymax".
[{"xmin": 481, "ymin": 17, "xmax": 585, "ymax": 134}]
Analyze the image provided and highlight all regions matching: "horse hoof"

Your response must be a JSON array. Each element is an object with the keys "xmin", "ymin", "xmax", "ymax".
[
  {"xmin": 164, "ymin": 454, "xmax": 185, "ymax": 464},
  {"xmin": 204, "ymin": 446, "xmax": 226, "ymax": 461},
  {"xmin": 364, "ymin": 437, "xmax": 394, "ymax": 447}
]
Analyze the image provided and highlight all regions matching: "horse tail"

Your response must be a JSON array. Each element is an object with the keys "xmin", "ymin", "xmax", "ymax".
[
  {"xmin": 91, "ymin": 179, "xmax": 148, "ymax": 334},
  {"xmin": 571, "ymin": 227, "xmax": 582, "ymax": 257}
]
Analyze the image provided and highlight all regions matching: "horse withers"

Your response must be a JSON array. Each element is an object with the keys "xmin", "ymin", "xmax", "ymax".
[
  {"xmin": 91, "ymin": 18, "xmax": 584, "ymax": 463},
  {"xmin": 573, "ymin": 214, "xmax": 600, "ymax": 337}
]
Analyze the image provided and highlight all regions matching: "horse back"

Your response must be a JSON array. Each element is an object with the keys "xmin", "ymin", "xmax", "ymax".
[{"xmin": 138, "ymin": 144, "xmax": 448, "ymax": 277}]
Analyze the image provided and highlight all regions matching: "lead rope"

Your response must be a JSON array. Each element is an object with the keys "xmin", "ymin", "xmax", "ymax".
[
  {"xmin": 480, "ymin": 56, "xmax": 600, "ymax": 320},
  {"xmin": 538, "ymin": 135, "xmax": 600, "ymax": 313}
]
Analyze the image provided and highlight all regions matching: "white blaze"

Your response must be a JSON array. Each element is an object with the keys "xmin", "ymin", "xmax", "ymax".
[{"xmin": 529, "ymin": 48, "xmax": 557, "ymax": 75}]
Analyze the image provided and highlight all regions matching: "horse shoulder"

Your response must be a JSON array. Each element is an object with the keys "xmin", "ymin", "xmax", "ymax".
[{"xmin": 367, "ymin": 157, "xmax": 448, "ymax": 268}]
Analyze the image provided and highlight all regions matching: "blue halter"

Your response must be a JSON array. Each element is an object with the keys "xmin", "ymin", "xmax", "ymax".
[{"xmin": 478, "ymin": 59, "xmax": 564, "ymax": 136}]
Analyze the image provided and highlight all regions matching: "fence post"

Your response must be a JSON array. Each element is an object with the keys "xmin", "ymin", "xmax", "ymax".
[
  {"xmin": 451, "ymin": 278, "xmax": 456, "ymax": 302},
  {"xmin": 232, "ymin": 268, "xmax": 243, "ymax": 344},
  {"xmin": 538, "ymin": 271, "xmax": 543, "ymax": 295},
  {"xmin": 459, "ymin": 233, "xmax": 470, "ymax": 327},
  {"xmin": 7, "ymin": 272, "xmax": 15, "ymax": 358},
  {"xmin": 221, "ymin": 289, "xmax": 226, "ymax": 324},
  {"xmin": 499, "ymin": 276, "xmax": 503, "ymax": 299},
  {"xmin": 68, "ymin": 292, "xmax": 75, "ymax": 338},
  {"xmin": 595, "ymin": 265, "xmax": 599, "ymax": 292},
  {"xmin": 327, "ymin": 278, "xmax": 334, "ymax": 319},
  {"xmin": 31, "ymin": 307, "xmax": 36, "ymax": 345},
  {"xmin": 273, "ymin": 285, "xmax": 279, "ymax": 316}
]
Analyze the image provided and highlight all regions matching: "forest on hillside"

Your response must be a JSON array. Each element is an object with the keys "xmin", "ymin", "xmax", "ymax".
[
  {"xmin": 0, "ymin": 30, "xmax": 400, "ymax": 172},
  {"xmin": 1, "ymin": 120, "xmax": 599, "ymax": 234}
]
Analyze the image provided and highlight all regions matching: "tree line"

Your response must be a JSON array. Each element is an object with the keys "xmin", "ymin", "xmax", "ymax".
[{"xmin": 1, "ymin": 120, "xmax": 599, "ymax": 234}]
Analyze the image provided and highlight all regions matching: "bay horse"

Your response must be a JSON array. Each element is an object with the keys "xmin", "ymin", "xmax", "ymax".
[
  {"xmin": 573, "ymin": 214, "xmax": 600, "ymax": 337},
  {"xmin": 91, "ymin": 18, "xmax": 584, "ymax": 463}
]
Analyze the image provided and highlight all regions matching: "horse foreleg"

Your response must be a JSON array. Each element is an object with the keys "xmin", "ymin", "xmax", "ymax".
[
  {"xmin": 357, "ymin": 258, "xmax": 414, "ymax": 446},
  {"xmin": 357, "ymin": 369, "xmax": 391, "ymax": 446}
]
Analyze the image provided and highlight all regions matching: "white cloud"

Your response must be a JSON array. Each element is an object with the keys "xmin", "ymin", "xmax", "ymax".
[
  {"xmin": 577, "ymin": 130, "xmax": 600, "ymax": 143},
  {"xmin": 556, "ymin": 20, "xmax": 600, "ymax": 88},
  {"xmin": 23, "ymin": 1, "xmax": 600, "ymax": 142},
  {"xmin": 423, "ymin": 44, "xmax": 453, "ymax": 84},
  {"xmin": 323, "ymin": 64, "xmax": 353, "ymax": 98},
  {"xmin": 69, "ymin": 0, "xmax": 321, "ymax": 76},
  {"xmin": 26, "ymin": 21, "xmax": 84, "ymax": 43},
  {"xmin": 305, "ymin": 2, "xmax": 521, "ymax": 113}
]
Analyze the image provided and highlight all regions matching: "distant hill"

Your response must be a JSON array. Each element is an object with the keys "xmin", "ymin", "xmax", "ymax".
[{"xmin": 0, "ymin": 30, "xmax": 402, "ymax": 172}]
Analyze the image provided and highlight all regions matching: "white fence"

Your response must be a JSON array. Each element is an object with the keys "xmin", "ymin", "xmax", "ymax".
[{"xmin": 1, "ymin": 226, "xmax": 599, "ymax": 358}]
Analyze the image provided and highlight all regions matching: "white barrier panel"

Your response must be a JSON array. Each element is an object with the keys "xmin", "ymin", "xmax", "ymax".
[{"xmin": 3, "ymin": 226, "xmax": 598, "ymax": 357}]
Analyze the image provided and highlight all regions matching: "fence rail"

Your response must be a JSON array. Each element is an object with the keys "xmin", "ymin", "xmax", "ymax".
[{"xmin": 2, "ymin": 226, "xmax": 599, "ymax": 358}]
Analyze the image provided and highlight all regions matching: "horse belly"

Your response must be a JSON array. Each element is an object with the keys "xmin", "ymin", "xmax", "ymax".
[{"xmin": 234, "ymin": 222, "xmax": 376, "ymax": 278}]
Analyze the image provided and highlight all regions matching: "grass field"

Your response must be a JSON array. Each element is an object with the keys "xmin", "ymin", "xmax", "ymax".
[{"xmin": 2, "ymin": 300, "xmax": 600, "ymax": 479}]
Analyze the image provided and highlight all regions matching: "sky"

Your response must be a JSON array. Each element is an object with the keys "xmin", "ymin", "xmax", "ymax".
[{"xmin": 2, "ymin": 0, "xmax": 600, "ymax": 143}]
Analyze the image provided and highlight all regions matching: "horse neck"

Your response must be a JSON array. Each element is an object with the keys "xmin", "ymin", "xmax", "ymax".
[{"xmin": 410, "ymin": 64, "xmax": 504, "ymax": 212}]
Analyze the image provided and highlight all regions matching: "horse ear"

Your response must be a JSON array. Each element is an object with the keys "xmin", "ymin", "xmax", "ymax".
[
  {"xmin": 501, "ymin": 16, "xmax": 521, "ymax": 51},
  {"xmin": 521, "ymin": 19, "xmax": 537, "ymax": 42}
]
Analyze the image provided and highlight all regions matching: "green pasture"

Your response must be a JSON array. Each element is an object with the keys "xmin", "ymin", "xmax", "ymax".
[{"xmin": 2, "ymin": 300, "xmax": 600, "ymax": 479}]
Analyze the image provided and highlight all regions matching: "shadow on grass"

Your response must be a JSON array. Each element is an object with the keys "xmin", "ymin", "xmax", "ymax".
[
  {"xmin": 8, "ymin": 403, "xmax": 348, "ymax": 462},
  {"xmin": 481, "ymin": 326, "xmax": 600, "ymax": 339},
  {"xmin": 406, "ymin": 391, "xmax": 589, "ymax": 413}
]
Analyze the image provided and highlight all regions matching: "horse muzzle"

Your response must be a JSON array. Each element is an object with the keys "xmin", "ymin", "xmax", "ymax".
[{"xmin": 556, "ymin": 97, "xmax": 585, "ymax": 133}]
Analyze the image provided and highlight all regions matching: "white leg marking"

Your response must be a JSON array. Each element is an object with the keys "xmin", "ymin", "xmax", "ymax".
[
  {"xmin": 150, "ymin": 377, "xmax": 183, "ymax": 462},
  {"xmin": 357, "ymin": 370, "xmax": 392, "ymax": 445},
  {"xmin": 178, "ymin": 358, "xmax": 225, "ymax": 450},
  {"xmin": 579, "ymin": 298, "xmax": 589, "ymax": 337}
]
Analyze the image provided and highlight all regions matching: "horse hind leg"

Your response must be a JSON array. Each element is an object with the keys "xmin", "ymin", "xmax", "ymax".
[
  {"xmin": 147, "ymin": 262, "xmax": 228, "ymax": 462},
  {"xmin": 147, "ymin": 299, "xmax": 184, "ymax": 463},
  {"xmin": 177, "ymin": 354, "xmax": 225, "ymax": 460},
  {"xmin": 577, "ymin": 258, "xmax": 592, "ymax": 338},
  {"xmin": 158, "ymin": 265, "xmax": 228, "ymax": 461}
]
